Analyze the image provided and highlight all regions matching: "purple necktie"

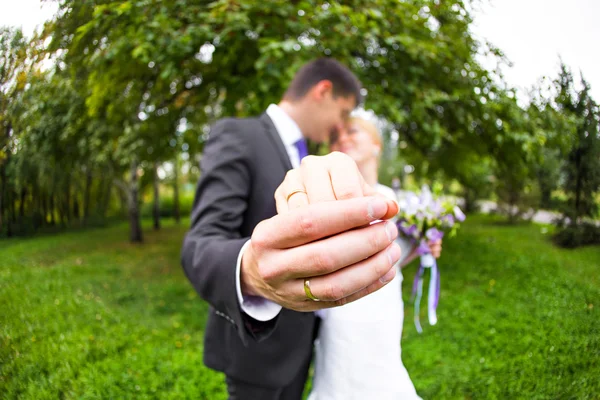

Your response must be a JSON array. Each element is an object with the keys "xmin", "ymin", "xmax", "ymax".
[{"xmin": 293, "ymin": 138, "xmax": 309, "ymax": 162}]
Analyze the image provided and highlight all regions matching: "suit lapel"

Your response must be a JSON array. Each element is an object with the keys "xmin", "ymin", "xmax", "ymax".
[{"xmin": 260, "ymin": 113, "xmax": 293, "ymax": 171}]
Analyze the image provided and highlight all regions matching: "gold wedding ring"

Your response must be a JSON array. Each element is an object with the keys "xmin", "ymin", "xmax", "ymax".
[
  {"xmin": 304, "ymin": 279, "xmax": 321, "ymax": 302},
  {"xmin": 286, "ymin": 190, "xmax": 307, "ymax": 202}
]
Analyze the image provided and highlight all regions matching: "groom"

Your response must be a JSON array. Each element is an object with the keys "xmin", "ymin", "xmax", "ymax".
[{"xmin": 181, "ymin": 58, "xmax": 400, "ymax": 399}]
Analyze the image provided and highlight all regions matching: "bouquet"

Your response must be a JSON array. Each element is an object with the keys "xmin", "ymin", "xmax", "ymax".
[{"xmin": 396, "ymin": 185, "xmax": 466, "ymax": 333}]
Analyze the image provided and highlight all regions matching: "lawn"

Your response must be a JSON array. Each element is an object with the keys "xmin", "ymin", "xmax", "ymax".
[{"xmin": 1, "ymin": 216, "xmax": 598, "ymax": 399}]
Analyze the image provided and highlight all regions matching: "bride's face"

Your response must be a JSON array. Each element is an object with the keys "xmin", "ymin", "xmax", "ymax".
[{"xmin": 330, "ymin": 122, "xmax": 380, "ymax": 165}]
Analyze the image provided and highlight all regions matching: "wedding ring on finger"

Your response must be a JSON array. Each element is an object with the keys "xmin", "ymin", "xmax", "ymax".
[
  {"xmin": 286, "ymin": 190, "xmax": 307, "ymax": 202},
  {"xmin": 304, "ymin": 279, "xmax": 321, "ymax": 302}
]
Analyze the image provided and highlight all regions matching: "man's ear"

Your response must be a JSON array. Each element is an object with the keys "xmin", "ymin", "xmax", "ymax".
[{"xmin": 311, "ymin": 80, "xmax": 333, "ymax": 101}]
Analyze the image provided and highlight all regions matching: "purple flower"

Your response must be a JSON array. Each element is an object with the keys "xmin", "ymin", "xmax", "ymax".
[
  {"xmin": 398, "ymin": 222, "xmax": 418, "ymax": 238},
  {"xmin": 419, "ymin": 185, "xmax": 433, "ymax": 207},
  {"xmin": 429, "ymin": 200, "xmax": 443, "ymax": 215},
  {"xmin": 454, "ymin": 206, "xmax": 466, "ymax": 222},
  {"xmin": 426, "ymin": 227, "xmax": 444, "ymax": 241},
  {"xmin": 442, "ymin": 214, "xmax": 455, "ymax": 227},
  {"xmin": 417, "ymin": 240, "xmax": 431, "ymax": 255}
]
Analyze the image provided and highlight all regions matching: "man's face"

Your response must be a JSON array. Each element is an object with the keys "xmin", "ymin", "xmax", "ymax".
[{"xmin": 307, "ymin": 89, "xmax": 356, "ymax": 143}]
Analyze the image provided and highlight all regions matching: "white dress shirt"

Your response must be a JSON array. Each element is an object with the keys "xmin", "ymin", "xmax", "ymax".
[{"xmin": 234, "ymin": 104, "xmax": 304, "ymax": 321}]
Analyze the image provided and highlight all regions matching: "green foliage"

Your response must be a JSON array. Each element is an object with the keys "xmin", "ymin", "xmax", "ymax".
[
  {"xmin": 2, "ymin": 216, "xmax": 599, "ymax": 398},
  {"xmin": 141, "ymin": 187, "xmax": 194, "ymax": 219},
  {"xmin": 553, "ymin": 222, "xmax": 600, "ymax": 248},
  {"xmin": 2, "ymin": 1, "xmax": 599, "ymax": 239},
  {"xmin": 558, "ymin": 71, "xmax": 600, "ymax": 223}
]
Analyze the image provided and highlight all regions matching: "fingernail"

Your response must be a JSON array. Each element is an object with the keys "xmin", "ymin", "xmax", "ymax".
[
  {"xmin": 380, "ymin": 267, "xmax": 396, "ymax": 284},
  {"xmin": 386, "ymin": 243, "xmax": 401, "ymax": 266},
  {"xmin": 384, "ymin": 221, "xmax": 398, "ymax": 242},
  {"xmin": 367, "ymin": 198, "xmax": 387, "ymax": 220}
]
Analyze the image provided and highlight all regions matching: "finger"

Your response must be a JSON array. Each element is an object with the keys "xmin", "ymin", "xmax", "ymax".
[
  {"xmin": 281, "ymin": 169, "xmax": 309, "ymax": 211},
  {"xmin": 301, "ymin": 156, "xmax": 336, "ymax": 203},
  {"xmin": 328, "ymin": 266, "xmax": 397, "ymax": 308},
  {"xmin": 381, "ymin": 197, "xmax": 399, "ymax": 219},
  {"xmin": 361, "ymin": 177, "xmax": 398, "ymax": 220},
  {"xmin": 292, "ymin": 272, "xmax": 396, "ymax": 312},
  {"xmin": 252, "ymin": 196, "xmax": 394, "ymax": 249},
  {"xmin": 327, "ymin": 152, "xmax": 364, "ymax": 200},
  {"xmin": 290, "ymin": 241, "xmax": 402, "ymax": 303},
  {"xmin": 270, "ymin": 220, "xmax": 398, "ymax": 280},
  {"xmin": 274, "ymin": 186, "xmax": 289, "ymax": 214}
]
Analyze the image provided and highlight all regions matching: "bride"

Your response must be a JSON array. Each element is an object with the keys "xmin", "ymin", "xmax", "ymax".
[{"xmin": 307, "ymin": 117, "xmax": 442, "ymax": 400}]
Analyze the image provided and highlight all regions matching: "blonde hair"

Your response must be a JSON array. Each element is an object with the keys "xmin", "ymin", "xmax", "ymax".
[{"xmin": 349, "ymin": 117, "xmax": 382, "ymax": 148}]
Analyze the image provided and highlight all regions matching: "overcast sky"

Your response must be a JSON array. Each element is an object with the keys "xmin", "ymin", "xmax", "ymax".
[{"xmin": 1, "ymin": 0, "xmax": 598, "ymax": 101}]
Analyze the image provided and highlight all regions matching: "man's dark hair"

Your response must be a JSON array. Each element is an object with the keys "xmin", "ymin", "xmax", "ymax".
[{"xmin": 283, "ymin": 58, "xmax": 363, "ymax": 105}]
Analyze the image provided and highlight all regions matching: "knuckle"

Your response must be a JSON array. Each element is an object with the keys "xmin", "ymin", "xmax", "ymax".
[
  {"xmin": 329, "ymin": 151, "xmax": 346, "ymax": 161},
  {"xmin": 284, "ymin": 169, "xmax": 298, "ymax": 181},
  {"xmin": 334, "ymin": 296, "xmax": 350, "ymax": 307},
  {"xmin": 300, "ymin": 155, "xmax": 317, "ymax": 167},
  {"xmin": 369, "ymin": 229, "xmax": 383, "ymax": 252},
  {"xmin": 374, "ymin": 254, "xmax": 391, "ymax": 276},
  {"xmin": 273, "ymin": 286, "xmax": 287, "ymax": 301},
  {"xmin": 335, "ymin": 186, "xmax": 356, "ymax": 200},
  {"xmin": 296, "ymin": 213, "xmax": 316, "ymax": 237},
  {"xmin": 311, "ymin": 251, "xmax": 336, "ymax": 274},
  {"xmin": 257, "ymin": 263, "xmax": 278, "ymax": 283},
  {"xmin": 251, "ymin": 224, "xmax": 269, "ymax": 250},
  {"xmin": 322, "ymin": 282, "xmax": 344, "ymax": 301}
]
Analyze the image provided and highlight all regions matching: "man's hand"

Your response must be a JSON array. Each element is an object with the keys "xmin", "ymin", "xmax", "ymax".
[
  {"xmin": 240, "ymin": 152, "xmax": 401, "ymax": 311},
  {"xmin": 241, "ymin": 197, "xmax": 401, "ymax": 311}
]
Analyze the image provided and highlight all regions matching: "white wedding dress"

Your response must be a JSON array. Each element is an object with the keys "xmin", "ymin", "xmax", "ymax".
[{"xmin": 308, "ymin": 184, "xmax": 421, "ymax": 400}]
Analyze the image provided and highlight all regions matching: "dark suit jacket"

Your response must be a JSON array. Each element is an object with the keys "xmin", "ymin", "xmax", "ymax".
[{"xmin": 181, "ymin": 114, "xmax": 316, "ymax": 388}]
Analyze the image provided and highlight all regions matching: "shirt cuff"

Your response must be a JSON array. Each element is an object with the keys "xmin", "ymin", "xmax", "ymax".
[{"xmin": 235, "ymin": 239, "xmax": 282, "ymax": 321}]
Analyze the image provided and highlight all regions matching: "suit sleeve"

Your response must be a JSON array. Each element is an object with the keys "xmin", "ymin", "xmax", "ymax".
[{"xmin": 181, "ymin": 118, "xmax": 276, "ymax": 345}]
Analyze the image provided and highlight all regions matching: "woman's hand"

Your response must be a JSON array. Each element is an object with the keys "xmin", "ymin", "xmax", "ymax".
[
  {"xmin": 428, "ymin": 239, "xmax": 442, "ymax": 258},
  {"xmin": 402, "ymin": 239, "xmax": 443, "ymax": 268}
]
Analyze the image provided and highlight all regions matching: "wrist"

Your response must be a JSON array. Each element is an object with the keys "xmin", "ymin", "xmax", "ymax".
[{"xmin": 240, "ymin": 245, "xmax": 260, "ymax": 297}]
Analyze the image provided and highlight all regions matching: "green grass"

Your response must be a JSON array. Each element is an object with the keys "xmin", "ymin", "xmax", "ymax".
[
  {"xmin": 0, "ymin": 219, "xmax": 226, "ymax": 399},
  {"xmin": 401, "ymin": 215, "xmax": 600, "ymax": 399},
  {"xmin": 1, "ymin": 215, "xmax": 599, "ymax": 399}
]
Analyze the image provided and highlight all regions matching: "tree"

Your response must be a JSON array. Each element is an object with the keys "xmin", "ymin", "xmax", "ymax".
[
  {"xmin": 39, "ymin": 0, "xmax": 506, "ymax": 239},
  {"xmin": 562, "ymin": 76, "xmax": 600, "ymax": 223},
  {"xmin": 0, "ymin": 27, "xmax": 29, "ymax": 236}
]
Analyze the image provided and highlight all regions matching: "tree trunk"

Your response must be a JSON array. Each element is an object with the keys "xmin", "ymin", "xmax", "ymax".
[
  {"xmin": 128, "ymin": 159, "xmax": 143, "ymax": 243},
  {"xmin": 1, "ymin": 121, "xmax": 10, "ymax": 236},
  {"xmin": 153, "ymin": 162, "xmax": 160, "ymax": 230},
  {"xmin": 101, "ymin": 179, "xmax": 113, "ymax": 219},
  {"xmin": 0, "ymin": 168, "xmax": 4, "ymax": 235},
  {"xmin": 73, "ymin": 196, "xmax": 80, "ymax": 221},
  {"xmin": 35, "ymin": 188, "xmax": 44, "ymax": 230},
  {"xmin": 573, "ymin": 149, "xmax": 582, "ymax": 226},
  {"xmin": 40, "ymin": 190, "xmax": 47, "ymax": 226},
  {"xmin": 64, "ymin": 177, "xmax": 72, "ymax": 223},
  {"xmin": 5, "ymin": 189, "xmax": 12, "ymax": 237},
  {"xmin": 173, "ymin": 157, "xmax": 180, "ymax": 224},
  {"xmin": 19, "ymin": 187, "xmax": 26, "ymax": 218},
  {"xmin": 57, "ymin": 197, "xmax": 66, "ymax": 227},
  {"xmin": 463, "ymin": 187, "xmax": 478, "ymax": 213},
  {"xmin": 83, "ymin": 167, "xmax": 93, "ymax": 224},
  {"xmin": 117, "ymin": 185, "xmax": 127, "ymax": 217},
  {"xmin": 49, "ymin": 192, "xmax": 55, "ymax": 225}
]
